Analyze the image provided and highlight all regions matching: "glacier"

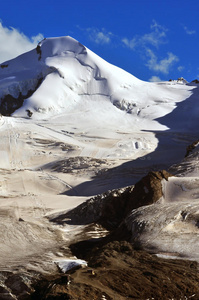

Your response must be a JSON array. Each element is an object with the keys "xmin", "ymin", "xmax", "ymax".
[{"xmin": 0, "ymin": 35, "xmax": 198, "ymax": 299}]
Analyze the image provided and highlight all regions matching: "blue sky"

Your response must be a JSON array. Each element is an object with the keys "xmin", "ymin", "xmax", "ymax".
[{"xmin": 0, "ymin": 0, "xmax": 198, "ymax": 82}]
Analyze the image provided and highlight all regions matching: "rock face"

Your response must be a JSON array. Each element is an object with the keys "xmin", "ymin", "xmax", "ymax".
[
  {"xmin": 50, "ymin": 170, "xmax": 172, "ymax": 230},
  {"xmin": 169, "ymin": 139, "xmax": 199, "ymax": 176},
  {"xmin": 185, "ymin": 139, "xmax": 199, "ymax": 157},
  {"xmin": 30, "ymin": 240, "xmax": 199, "ymax": 300},
  {"xmin": 0, "ymin": 272, "xmax": 34, "ymax": 300},
  {"xmin": 0, "ymin": 77, "xmax": 43, "ymax": 115},
  {"xmin": 124, "ymin": 170, "xmax": 172, "ymax": 210}
]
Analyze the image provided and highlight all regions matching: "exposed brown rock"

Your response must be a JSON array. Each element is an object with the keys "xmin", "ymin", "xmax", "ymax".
[
  {"xmin": 126, "ymin": 170, "xmax": 171, "ymax": 207},
  {"xmin": 0, "ymin": 64, "xmax": 8, "ymax": 69},
  {"xmin": 51, "ymin": 170, "xmax": 173, "ymax": 230},
  {"xmin": 30, "ymin": 240, "xmax": 199, "ymax": 300},
  {"xmin": 185, "ymin": 139, "xmax": 199, "ymax": 157},
  {"xmin": 0, "ymin": 272, "xmax": 34, "ymax": 300}
]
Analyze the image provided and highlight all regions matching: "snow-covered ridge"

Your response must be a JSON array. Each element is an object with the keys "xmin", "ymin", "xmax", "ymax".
[
  {"xmin": 0, "ymin": 36, "xmax": 199, "ymax": 294},
  {"xmin": 0, "ymin": 35, "xmax": 139, "ymax": 115},
  {"xmin": 0, "ymin": 35, "xmax": 196, "ymax": 127}
]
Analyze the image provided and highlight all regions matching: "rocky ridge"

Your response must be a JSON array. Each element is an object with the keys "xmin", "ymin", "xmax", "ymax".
[{"xmin": 50, "ymin": 170, "xmax": 172, "ymax": 230}]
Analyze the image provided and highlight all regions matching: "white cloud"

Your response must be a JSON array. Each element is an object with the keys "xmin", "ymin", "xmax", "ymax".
[
  {"xmin": 86, "ymin": 28, "xmax": 112, "ymax": 44},
  {"xmin": 178, "ymin": 66, "xmax": 184, "ymax": 72},
  {"xmin": 122, "ymin": 37, "xmax": 137, "ymax": 49},
  {"xmin": 31, "ymin": 33, "xmax": 44, "ymax": 44},
  {"xmin": 142, "ymin": 20, "xmax": 167, "ymax": 47},
  {"xmin": 122, "ymin": 22, "xmax": 179, "ymax": 75},
  {"xmin": 122, "ymin": 20, "xmax": 167, "ymax": 50},
  {"xmin": 141, "ymin": 31, "xmax": 166, "ymax": 47},
  {"xmin": 183, "ymin": 26, "xmax": 196, "ymax": 35},
  {"xmin": 122, "ymin": 21, "xmax": 180, "ymax": 75},
  {"xmin": 0, "ymin": 22, "xmax": 44, "ymax": 63},
  {"xmin": 150, "ymin": 20, "xmax": 166, "ymax": 32},
  {"xmin": 149, "ymin": 76, "xmax": 162, "ymax": 82},
  {"xmin": 146, "ymin": 49, "xmax": 179, "ymax": 74}
]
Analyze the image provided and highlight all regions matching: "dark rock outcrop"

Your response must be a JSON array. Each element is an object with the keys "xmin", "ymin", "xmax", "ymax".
[
  {"xmin": 0, "ymin": 64, "xmax": 8, "ymax": 69},
  {"xmin": 30, "ymin": 240, "xmax": 199, "ymax": 300},
  {"xmin": 36, "ymin": 45, "xmax": 42, "ymax": 61},
  {"xmin": 185, "ymin": 139, "xmax": 199, "ymax": 157},
  {"xmin": 169, "ymin": 139, "xmax": 199, "ymax": 176},
  {"xmin": 50, "ymin": 170, "xmax": 172, "ymax": 230},
  {"xmin": 0, "ymin": 77, "xmax": 43, "ymax": 116},
  {"xmin": 0, "ymin": 272, "xmax": 34, "ymax": 300},
  {"xmin": 191, "ymin": 79, "xmax": 199, "ymax": 84}
]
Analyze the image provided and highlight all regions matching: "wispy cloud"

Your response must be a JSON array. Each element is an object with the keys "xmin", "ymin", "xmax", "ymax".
[
  {"xmin": 122, "ymin": 20, "xmax": 167, "ymax": 50},
  {"xmin": 149, "ymin": 76, "xmax": 162, "ymax": 82},
  {"xmin": 122, "ymin": 20, "xmax": 179, "ymax": 75},
  {"xmin": 146, "ymin": 49, "xmax": 179, "ymax": 74},
  {"xmin": 143, "ymin": 20, "xmax": 167, "ymax": 47},
  {"xmin": 0, "ymin": 21, "xmax": 43, "ymax": 63},
  {"xmin": 86, "ymin": 27, "xmax": 112, "ymax": 44},
  {"xmin": 183, "ymin": 26, "xmax": 196, "ymax": 35},
  {"xmin": 122, "ymin": 37, "xmax": 137, "ymax": 50},
  {"xmin": 178, "ymin": 66, "xmax": 184, "ymax": 72}
]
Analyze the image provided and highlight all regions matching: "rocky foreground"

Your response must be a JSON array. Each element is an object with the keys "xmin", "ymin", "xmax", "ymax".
[
  {"xmin": 1, "ymin": 236, "xmax": 199, "ymax": 300},
  {"xmin": 32, "ymin": 159, "xmax": 199, "ymax": 300},
  {"xmin": 31, "ymin": 239, "xmax": 199, "ymax": 300},
  {"xmin": 1, "ymin": 160, "xmax": 199, "ymax": 299}
]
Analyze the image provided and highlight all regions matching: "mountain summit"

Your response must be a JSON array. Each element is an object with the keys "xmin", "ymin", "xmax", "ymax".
[
  {"xmin": 0, "ymin": 36, "xmax": 199, "ymax": 299},
  {"xmin": 0, "ymin": 35, "xmax": 197, "ymax": 132},
  {"xmin": 0, "ymin": 36, "xmax": 141, "ymax": 117}
]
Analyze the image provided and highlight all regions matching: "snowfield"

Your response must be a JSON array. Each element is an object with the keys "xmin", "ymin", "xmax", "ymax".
[{"xmin": 0, "ymin": 36, "xmax": 198, "ymax": 276}]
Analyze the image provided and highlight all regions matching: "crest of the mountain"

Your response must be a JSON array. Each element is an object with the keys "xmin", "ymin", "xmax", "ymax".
[{"xmin": 0, "ymin": 35, "xmax": 198, "ymax": 133}]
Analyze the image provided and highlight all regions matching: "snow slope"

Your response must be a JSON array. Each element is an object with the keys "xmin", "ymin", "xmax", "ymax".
[
  {"xmin": 125, "ymin": 145, "xmax": 199, "ymax": 261},
  {"xmin": 0, "ymin": 36, "xmax": 198, "ymax": 278},
  {"xmin": 0, "ymin": 36, "xmax": 197, "ymax": 132}
]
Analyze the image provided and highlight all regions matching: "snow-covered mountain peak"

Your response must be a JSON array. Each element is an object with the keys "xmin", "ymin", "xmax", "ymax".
[
  {"xmin": 37, "ymin": 36, "xmax": 86, "ymax": 58},
  {"xmin": 0, "ymin": 35, "xmax": 197, "ymax": 133},
  {"xmin": 0, "ymin": 36, "xmax": 199, "ymax": 286}
]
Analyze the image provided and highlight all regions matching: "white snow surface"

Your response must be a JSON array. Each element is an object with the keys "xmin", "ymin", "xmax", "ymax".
[
  {"xmin": 125, "ymin": 151, "xmax": 199, "ymax": 261},
  {"xmin": 56, "ymin": 258, "xmax": 87, "ymax": 273},
  {"xmin": 0, "ymin": 36, "xmax": 198, "ymax": 132},
  {"xmin": 0, "ymin": 36, "xmax": 198, "ymax": 272}
]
